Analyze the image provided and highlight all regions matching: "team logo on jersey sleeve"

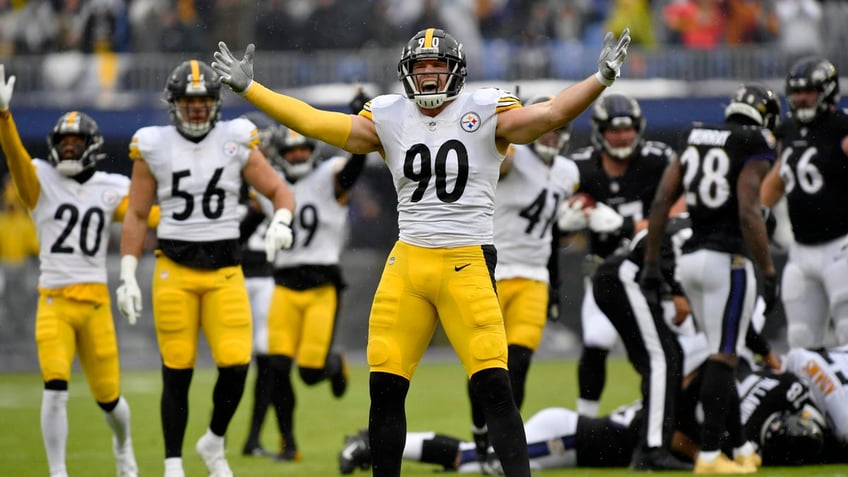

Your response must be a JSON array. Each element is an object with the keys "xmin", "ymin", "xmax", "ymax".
[
  {"xmin": 102, "ymin": 189, "xmax": 121, "ymax": 207},
  {"xmin": 223, "ymin": 141, "xmax": 239, "ymax": 157},
  {"xmin": 460, "ymin": 112, "xmax": 481, "ymax": 132},
  {"xmin": 760, "ymin": 129, "xmax": 776, "ymax": 149}
]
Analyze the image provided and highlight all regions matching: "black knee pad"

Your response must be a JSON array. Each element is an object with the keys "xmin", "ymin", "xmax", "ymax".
[
  {"xmin": 97, "ymin": 397, "xmax": 119, "ymax": 412},
  {"xmin": 469, "ymin": 368, "xmax": 514, "ymax": 415}
]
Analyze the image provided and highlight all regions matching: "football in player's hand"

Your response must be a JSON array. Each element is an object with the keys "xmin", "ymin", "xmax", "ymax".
[{"xmin": 568, "ymin": 192, "xmax": 596, "ymax": 210}]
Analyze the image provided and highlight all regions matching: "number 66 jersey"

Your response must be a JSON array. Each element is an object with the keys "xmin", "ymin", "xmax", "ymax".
[{"xmin": 31, "ymin": 159, "xmax": 129, "ymax": 290}]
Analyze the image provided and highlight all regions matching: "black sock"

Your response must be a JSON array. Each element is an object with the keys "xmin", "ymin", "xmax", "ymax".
[
  {"xmin": 469, "ymin": 368, "xmax": 530, "ymax": 477},
  {"xmin": 578, "ymin": 346, "xmax": 609, "ymax": 401},
  {"xmin": 245, "ymin": 354, "xmax": 271, "ymax": 445},
  {"xmin": 467, "ymin": 379, "xmax": 486, "ymax": 430},
  {"xmin": 269, "ymin": 355, "xmax": 297, "ymax": 448},
  {"xmin": 699, "ymin": 359, "xmax": 736, "ymax": 452},
  {"xmin": 210, "ymin": 364, "xmax": 248, "ymax": 436},
  {"xmin": 507, "ymin": 344, "xmax": 534, "ymax": 410},
  {"xmin": 161, "ymin": 366, "xmax": 193, "ymax": 458},
  {"xmin": 369, "ymin": 372, "xmax": 409, "ymax": 477},
  {"xmin": 421, "ymin": 434, "xmax": 463, "ymax": 470}
]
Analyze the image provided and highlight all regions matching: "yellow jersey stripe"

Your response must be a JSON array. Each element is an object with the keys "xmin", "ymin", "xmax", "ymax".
[{"xmin": 424, "ymin": 28, "xmax": 435, "ymax": 48}]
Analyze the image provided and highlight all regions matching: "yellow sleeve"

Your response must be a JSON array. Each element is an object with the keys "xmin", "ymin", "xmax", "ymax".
[
  {"xmin": 243, "ymin": 82, "xmax": 353, "ymax": 150},
  {"xmin": 0, "ymin": 111, "xmax": 40, "ymax": 209},
  {"xmin": 113, "ymin": 196, "xmax": 160, "ymax": 228}
]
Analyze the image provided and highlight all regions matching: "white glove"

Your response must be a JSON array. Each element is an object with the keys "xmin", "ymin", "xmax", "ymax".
[
  {"xmin": 557, "ymin": 199, "xmax": 588, "ymax": 232},
  {"xmin": 265, "ymin": 208, "xmax": 294, "ymax": 261},
  {"xmin": 588, "ymin": 202, "xmax": 624, "ymax": 233},
  {"xmin": 595, "ymin": 28, "xmax": 631, "ymax": 87},
  {"xmin": 211, "ymin": 41, "xmax": 255, "ymax": 95},
  {"xmin": 0, "ymin": 64, "xmax": 16, "ymax": 112},
  {"xmin": 116, "ymin": 255, "xmax": 142, "ymax": 326}
]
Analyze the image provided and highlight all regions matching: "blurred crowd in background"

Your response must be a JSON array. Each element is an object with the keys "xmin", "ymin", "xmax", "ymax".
[{"xmin": 0, "ymin": 0, "xmax": 847, "ymax": 61}]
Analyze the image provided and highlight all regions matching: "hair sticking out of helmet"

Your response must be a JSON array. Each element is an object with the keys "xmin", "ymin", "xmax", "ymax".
[
  {"xmin": 165, "ymin": 60, "xmax": 222, "ymax": 139},
  {"xmin": 398, "ymin": 28, "xmax": 467, "ymax": 109},
  {"xmin": 760, "ymin": 410, "xmax": 825, "ymax": 466},
  {"xmin": 591, "ymin": 94, "xmax": 645, "ymax": 160},
  {"xmin": 526, "ymin": 95, "xmax": 571, "ymax": 164},
  {"xmin": 785, "ymin": 56, "xmax": 839, "ymax": 124},
  {"xmin": 724, "ymin": 83, "xmax": 782, "ymax": 131},
  {"xmin": 46, "ymin": 111, "xmax": 105, "ymax": 177},
  {"xmin": 278, "ymin": 127, "xmax": 317, "ymax": 180}
]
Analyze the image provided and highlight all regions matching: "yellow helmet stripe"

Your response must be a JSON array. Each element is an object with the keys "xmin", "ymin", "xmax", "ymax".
[
  {"xmin": 423, "ymin": 28, "xmax": 435, "ymax": 48},
  {"xmin": 65, "ymin": 111, "xmax": 78, "ymax": 126},
  {"xmin": 190, "ymin": 60, "xmax": 200, "ymax": 89}
]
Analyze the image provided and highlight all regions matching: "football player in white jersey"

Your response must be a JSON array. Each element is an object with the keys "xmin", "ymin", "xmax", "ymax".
[
  {"xmin": 212, "ymin": 26, "xmax": 630, "ymax": 477},
  {"xmin": 782, "ymin": 345, "xmax": 848, "ymax": 445},
  {"xmin": 115, "ymin": 60, "xmax": 296, "ymax": 477},
  {"xmin": 236, "ymin": 111, "xmax": 283, "ymax": 458},
  {"xmin": 262, "ymin": 126, "xmax": 367, "ymax": 461},
  {"xmin": 0, "ymin": 65, "xmax": 148, "ymax": 477},
  {"xmin": 467, "ymin": 95, "xmax": 578, "ymax": 463}
]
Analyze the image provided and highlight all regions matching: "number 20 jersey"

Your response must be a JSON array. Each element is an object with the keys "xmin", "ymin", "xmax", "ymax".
[
  {"xmin": 364, "ymin": 89, "xmax": 519, "ymax": 248},
  {"xmin": 31, "ymin": 159, "xmax": 129, "ymax": 289},
  {"xmin": 129, "ymin": 118, "xmax": 256, "ymax": 242}
]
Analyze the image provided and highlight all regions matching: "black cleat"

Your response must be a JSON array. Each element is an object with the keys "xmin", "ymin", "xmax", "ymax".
[
  {"xmin": 339, "ymin": 429, "xmax": 371, "ymax": 474},
  {"xmin": 472, "ymin": 426, "xmax": 490, "ymax": 466},
  {"xmin": 241, "ymin": 442, "xmax": 268, "ymax": 457},
  {"xmin": 330, "ymin": 352, "xmax": 349, "ymax": 398},
  {"xmin": 630, "ymin": 447, "xmax": 694, "ymax": 471}
]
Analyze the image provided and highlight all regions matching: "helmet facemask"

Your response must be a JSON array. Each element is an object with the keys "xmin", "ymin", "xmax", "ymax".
[
  {"xmin": 785, "ymin": 57, "xmax": 839, "ymax": 124},
  {"xmin": 165, "ymin": 60, "xmax": 223, "ymax": 139},
  {"xmin": 398, "ymin": 28, "xmax": 467, "ymax": 109},
  {"xmin": 279, "ymin": 128, "xmax": 317, "ymax": 180},
  {"xmin": 591, "ymin": 95, "xmax": 645, "ymax": 161},
  {"xmin": 532, "ymin": 127, "xmax": 571, "ymax": 164},
  {"xmin": 47, "ymin": 111, "xmax": 105, "ymax": 177}
]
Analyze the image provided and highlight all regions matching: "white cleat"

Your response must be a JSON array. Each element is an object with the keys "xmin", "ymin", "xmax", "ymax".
[
  {"xmin": 195, "ymin": 430, "xmax": 234, "ymax": 477},
  {"xmin": 114, "ymin": 436, "xmax": 139, "ymax": 477}
]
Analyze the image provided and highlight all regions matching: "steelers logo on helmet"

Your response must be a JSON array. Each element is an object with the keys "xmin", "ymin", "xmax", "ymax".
[
  {"xmin": 46, "ymin": 111, "xmax": 105, "ymax": 177},
  {"xmin": 278, "ymin": 127, "xmax": 317, "ymax": 181},
  {"xmin": 591, "ymin": 94, "xmax": 645, "ymax": 160},
  {"xmin": 165, "ymin": 59, "xmax": 222, "ymax": 139},
  {"xmin": 527, "ymin": 95, "xmax": 571, "ymax": 164},
  {"xmin": 785, "ymin": 56, "xmax": 839, "ymax": 124},
  {"xmin": 724, "ymin": 83, "xmax": 782, "ymax": 131},
  {"xmin": 398, "ymin": 28, "xmax": 467, "ymax": 109}
]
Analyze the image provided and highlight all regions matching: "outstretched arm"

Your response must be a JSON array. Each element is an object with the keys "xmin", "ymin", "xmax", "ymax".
[
  {"xmin": 212, "ymin": 42, "xmax": 381, "ymax": 154},
  {"xmin": 0, "ymin": 66, "xmax": 39, "ymax": 209}
]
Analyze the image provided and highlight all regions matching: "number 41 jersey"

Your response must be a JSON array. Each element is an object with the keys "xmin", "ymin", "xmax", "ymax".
[
  {"xmin": 365, "ymin": 88, "xmax": 520, "ymax": 248},
  {"xmin": 31, "ymin": 159, "xmax": 129, "ymax": 289}
]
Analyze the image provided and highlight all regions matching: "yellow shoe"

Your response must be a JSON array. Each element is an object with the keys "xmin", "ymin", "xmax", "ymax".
[
  {"xmin": 694, "ymin": 453, "xmax": 756, "ymax": 474},
  {"xmin": 734, "ymin": 453, "xmax": 761, "ymax": 469}
]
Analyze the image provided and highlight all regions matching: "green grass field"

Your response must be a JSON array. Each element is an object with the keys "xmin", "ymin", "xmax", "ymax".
[{"xmin": 1, "ymin": 355, "xmax": 846, "ymax": 476}]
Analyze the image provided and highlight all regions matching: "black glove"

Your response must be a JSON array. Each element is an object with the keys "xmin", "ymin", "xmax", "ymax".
[
  {"xmin": 762, "ymin": 273, "xmax": 780, "ymax": 315},
  {"xmin": 639, "ymin": 261, "xmax": 663, "ymax": 310},
  {"xmin": 547, "ymin": 286, "xmax": 560, "ymax": 322},
  {"xmin": 349, "ymin": 87, "xmax": 369, "ymax": 114}
]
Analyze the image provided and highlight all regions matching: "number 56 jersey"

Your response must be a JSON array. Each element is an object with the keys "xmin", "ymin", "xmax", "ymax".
[
  {"xmin": 364, "ymin": 88, "xmax": 520, "ymax": 248},
  {"xmin": 129, "ymin": 118, "xmax": 256, "ymax": 242},
  {"xmin": 31, "ymin": 159, "xmax": 129, "ymax": 289}
]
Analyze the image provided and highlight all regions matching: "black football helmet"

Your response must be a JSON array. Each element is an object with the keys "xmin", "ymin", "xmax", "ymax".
[
  {"xmin": 590, "ymin": 94, "xmax": 645, "ymax": 160},
  {"xmin": 164, "ymin": 59, "xmax": 222, "ymax": 138},
  {"xmin": 785, "ymin": 56, "xmax": 839, "ymax": 123},
  {"xmin": 240, "ymin": 112, "xmax": 286, "ymax": 170},
  {"xmin": 46, "ymin": 111, "xmax": 105, "ymax": 177},
  {"xmin": 527, "ymin": 95, "xmax": 571, "ymax": 164},
  {"xmin": 760, "ymin": 410, "xmax": 824, "ymax": 466},
  {"xmin": 278, "ymin": 127, "xmax": 317, "ymax": 180},
  {"xmin": 724, "ymin": 83, "xmax": 782, "ymax": 131},
  {"xmin": 398, "ymin": 28, "xmax": 467, "ymax": 109}
]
